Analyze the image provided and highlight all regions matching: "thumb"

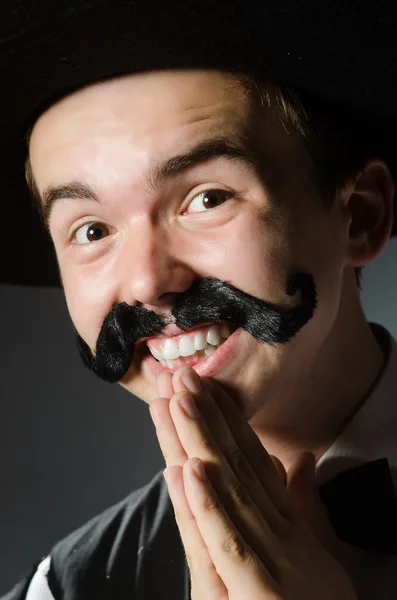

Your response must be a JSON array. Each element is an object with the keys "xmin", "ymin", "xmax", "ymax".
[{"xmin": 287, "ymin": 452, "xmax": 339, "ymax": 552}]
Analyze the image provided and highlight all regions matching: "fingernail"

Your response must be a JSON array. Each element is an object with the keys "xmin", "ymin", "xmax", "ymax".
[
  {"xmin": 192, "ymin": 459, "xmax": 207, "ymax": 481},
  {"xmin": 179, "ymin": 393, "xmax": 201, "ymax": 419},
  {"xmin": 181, "ymin": 367, "xmax": 202, "ymax": 394}
]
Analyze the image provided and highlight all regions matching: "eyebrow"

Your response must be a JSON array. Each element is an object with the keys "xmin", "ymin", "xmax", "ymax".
[{"xmin": 41, "ymin": 135, "xmax": 262, "ymax": 230}]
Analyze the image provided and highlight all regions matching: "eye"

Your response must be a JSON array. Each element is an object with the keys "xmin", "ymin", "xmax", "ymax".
[
  {"xmin": 74, "ymin": 222, "xmax": 110, "ymax": 245},
  {"xmin": 185, "ymin": 189, "xmax": 233, "ymax": 214}
]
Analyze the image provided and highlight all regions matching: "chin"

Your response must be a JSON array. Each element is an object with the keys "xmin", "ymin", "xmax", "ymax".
[{"xmin": 119, "ymin": 377, "xmax": 155, "ymax": 405}]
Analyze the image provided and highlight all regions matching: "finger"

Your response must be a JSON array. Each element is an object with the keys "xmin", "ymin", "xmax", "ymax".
[
  {"xmin": 172, "ymin": 365, "xmax": 201, "ymax": 394},
  {"xmin": 184, "ymin": 457, "xmax": 277, "ymax": 597},
  {"xmin": 149, "ymin": 397, "xmax": 187, "ymax": 466},
  {"xmin": 205, "ymin": 377, "xmax": 293, "ymax": 520},
  {"xmin": 172, "ymin": 366, "xmax": 291, "ymax": 528},
  {"xmin": 164, "ymin": 465, "xmax": 227, "ymax": 599},
  {"xmin": 169, "ymin": 389, "xmax": 282, "ymax": 566},
  {"xmin": 156, "ymin": 371, "xmax": 174, "ymax": 398}
]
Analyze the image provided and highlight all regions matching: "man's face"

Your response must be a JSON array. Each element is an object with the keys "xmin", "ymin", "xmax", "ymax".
[{"xmin": 29, "ymin": 70, "xmax": 349, "ymax": 420}]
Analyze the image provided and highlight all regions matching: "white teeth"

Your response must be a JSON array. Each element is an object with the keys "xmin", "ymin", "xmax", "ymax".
[
  {"xmin": 179, "ymin": 335, "xmax": 196, "ymax": 357},
  {"xmin": 162, "ymin": 338, "xmax": 180, "ymax": 360},
  {"xmin": 148, "ymin": 323, "xmax": 232, "ymax": 365},
  {"xmin": 207, "ymin": 326, "xmax": 221, "ymax": 346},
  {"xmin": 220, "ymin": 323, "xmax": 230, "ymax": 338},
  {"xmin": 149, "ymin": 346, "xmax": 162, "ymax": 361},
  {"xmin": 193, "ymin": 331, "xmax": 207, "ymax": 351}
]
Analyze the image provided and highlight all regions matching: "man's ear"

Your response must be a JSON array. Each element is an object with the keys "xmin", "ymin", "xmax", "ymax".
[{"xmin": 344, "ymin": 159, "xmax": 395, "ymax": 268}]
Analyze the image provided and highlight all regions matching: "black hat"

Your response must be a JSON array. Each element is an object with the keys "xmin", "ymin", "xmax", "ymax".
[{"xmin": 1, "ymin": 0, "xmax": 396, "ymax": 286}]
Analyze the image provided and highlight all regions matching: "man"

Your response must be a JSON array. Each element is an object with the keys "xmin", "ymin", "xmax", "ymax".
[{"xmin": 1, "ymin": 0, "xmax": 397, "ymax": 598}]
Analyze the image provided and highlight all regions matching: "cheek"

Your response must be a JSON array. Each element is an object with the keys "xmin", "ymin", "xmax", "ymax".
[
  {"xmin": 61, "ymin": 266, "xmax": 114, "ymax": 348},
  {"xmin": 198, "ymin": 203, "xmax": 344, "ymax": 343},
  {"xmin": 194, "ymin": 209, "xmax": 291, "ymax": 303}
]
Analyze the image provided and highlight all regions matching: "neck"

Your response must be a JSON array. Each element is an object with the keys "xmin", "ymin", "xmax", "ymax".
[{"xmin": 249, "ymin": 273, "xmax": 387, "ymax": 473}]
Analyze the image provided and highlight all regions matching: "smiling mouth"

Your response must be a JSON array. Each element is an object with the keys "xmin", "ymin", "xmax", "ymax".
[{"xmin": 140, "ymin": 322, "xmax": 237, "ymax": 370}]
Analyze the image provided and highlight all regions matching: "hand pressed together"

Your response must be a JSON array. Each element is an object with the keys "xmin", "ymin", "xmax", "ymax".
[{"xmin": 149, "ymin": 366, "xmax": 357, "ymax": 600}]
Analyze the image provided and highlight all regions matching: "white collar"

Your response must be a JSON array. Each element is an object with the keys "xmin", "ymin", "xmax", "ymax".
[{"xmin": 316, "ymin": 323, "xmax": 397, "ymax": 487}]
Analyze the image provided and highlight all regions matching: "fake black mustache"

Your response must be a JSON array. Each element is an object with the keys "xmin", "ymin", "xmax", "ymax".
[{"xmin": 76, "ymin": 272, "xmax": 317, "ymax": 384}]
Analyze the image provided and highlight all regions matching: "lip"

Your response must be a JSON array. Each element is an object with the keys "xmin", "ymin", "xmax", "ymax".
[{"xmin": 140, "ymin": 325, "xmax": 244, "ymax": 385}]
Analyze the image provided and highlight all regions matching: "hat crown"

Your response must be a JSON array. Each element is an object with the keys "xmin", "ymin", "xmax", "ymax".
[{"xmin": 1, "ymin": 0, "xmax": 396, "ymax": 284}]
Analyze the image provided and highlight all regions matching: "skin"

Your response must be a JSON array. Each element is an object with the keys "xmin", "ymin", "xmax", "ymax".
[
  {"xmin": 29, "ymin": 69, "xmax": 393, "ymax": 470},
  {"xmin": 28, "ymin": 69, "xmax": 394, "ymax": 597},
  {"xmin": 150, "ymin": 366, "xmax": 359, "ymax": 598}
]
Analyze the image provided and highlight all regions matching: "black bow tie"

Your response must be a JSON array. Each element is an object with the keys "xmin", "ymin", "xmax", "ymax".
[{"xmin": 318, "ymin": 458, "xmax": 397, "ymax": 554}]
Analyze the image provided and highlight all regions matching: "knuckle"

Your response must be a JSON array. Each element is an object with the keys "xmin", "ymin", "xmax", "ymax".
[
  {"xmin": 197, "ymin": 434, "xmax": 213, "ymax": 455},
  {"xmin": 201, "ymin": 490, "xmax": 219, "ymax": 514},
  {"xmin": 230, "ymin": 447, "xmax": 255, "ymax": 480},
  {"xmin": 161, "ymin": 448, "xmax": 173, "ymax": 465},
  {"xmin": 229, "ymin": 479, "xmax": 251, "ymax": 508},
  {"xmin": 221, "ymin": 531, "xmax": 248, "ymax": 561}
]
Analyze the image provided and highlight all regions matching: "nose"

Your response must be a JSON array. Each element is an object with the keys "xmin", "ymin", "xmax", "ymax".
[{"xmin": 118, "ymin": 222, "xmax": 195, "ymax": 310}]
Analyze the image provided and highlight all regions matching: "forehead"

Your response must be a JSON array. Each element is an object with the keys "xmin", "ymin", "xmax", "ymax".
[
  {"xmin": 29, "ymin": 70, "xmax": 250, "ymax": 185},
  {"xmin": 34, "ymin": 68, "xmax": 247, "ymax": 126}
]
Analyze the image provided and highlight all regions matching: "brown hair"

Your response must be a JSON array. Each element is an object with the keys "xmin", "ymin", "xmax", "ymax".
[
  {"xmin": 229, "ymin": 72, "xmax": 386, "ymax": 287},
  {"xmin": 237, "ymin": 73, "xmax": 378, "ymax": 197}
]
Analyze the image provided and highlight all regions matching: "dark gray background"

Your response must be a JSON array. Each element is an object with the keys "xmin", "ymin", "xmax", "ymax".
[{"xmin": 1, "ymin": 238, "xmax": 397, "ymax": 593}]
